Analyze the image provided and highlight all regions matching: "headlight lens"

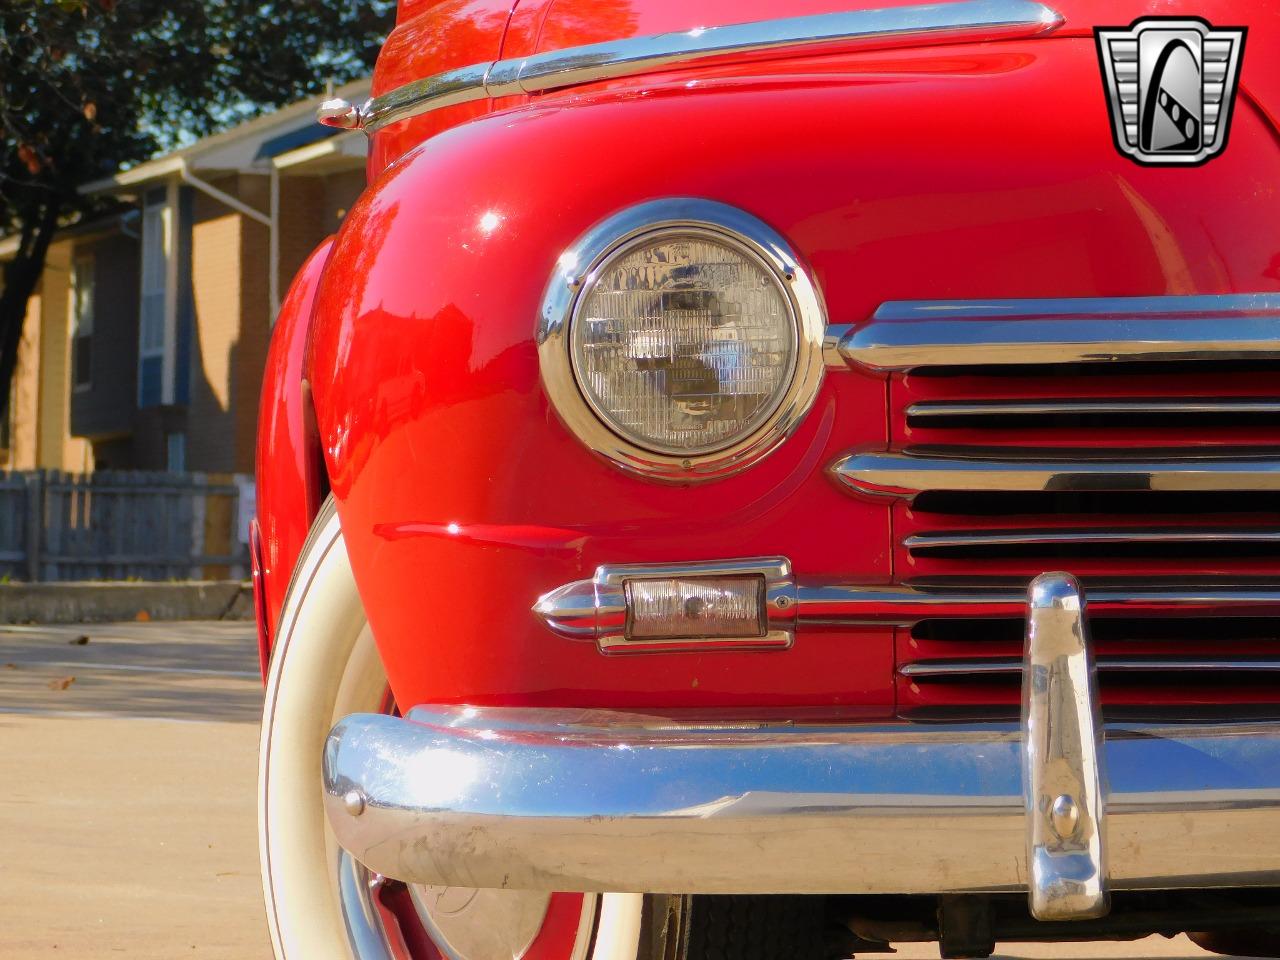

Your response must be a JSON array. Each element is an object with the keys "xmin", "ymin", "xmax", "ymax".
[{"xmin": 570, "ymin": 231, "xmax": 797, "ymax": 456}]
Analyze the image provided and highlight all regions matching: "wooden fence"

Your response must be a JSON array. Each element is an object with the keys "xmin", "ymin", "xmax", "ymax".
[{"xmin": 0, "ymin": 470, "xmax": 253, "ymax": 582}]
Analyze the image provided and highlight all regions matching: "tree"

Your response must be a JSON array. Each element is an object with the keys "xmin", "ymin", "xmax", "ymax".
[{"xmin": 0, "ymin": 0, "xmax": 393, "ymax": 421}]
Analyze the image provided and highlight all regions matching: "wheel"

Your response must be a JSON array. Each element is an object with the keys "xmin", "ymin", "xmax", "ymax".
[{"xmin": 258, "ymin": 497, "xmax": 830, "ymax": 959}]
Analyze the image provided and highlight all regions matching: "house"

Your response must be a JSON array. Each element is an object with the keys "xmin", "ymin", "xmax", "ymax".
[{"xmin": 0, "ymin": 79, "xmax": 369, "ymax": 475}]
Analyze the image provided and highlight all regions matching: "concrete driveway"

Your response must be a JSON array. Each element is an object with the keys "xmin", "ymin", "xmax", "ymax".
[
  {"xmin": 0, "ymin": 622, "xmax": 268, "ymax": 959},
  {"xmin": 0, "ymin": 621, "xmax": 1253, "ymax": 959}
]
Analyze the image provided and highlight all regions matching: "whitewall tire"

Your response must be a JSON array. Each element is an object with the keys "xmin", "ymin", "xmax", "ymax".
[{"xmin": 258, "ymin": 498, "xmax": 645, "ymax": 959}]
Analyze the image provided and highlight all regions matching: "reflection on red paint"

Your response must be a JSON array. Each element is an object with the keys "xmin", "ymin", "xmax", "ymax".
[{"xmin": 294, "ymin": 20, "xmax": 1279, "ymax": 716}]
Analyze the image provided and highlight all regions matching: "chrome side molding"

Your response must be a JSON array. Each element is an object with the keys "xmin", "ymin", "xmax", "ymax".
[
  {"xmin": 905, "ymin": 527, "xmax": 1280, "ymax": 552},
  {"xmin": 831, "ymin": 448, "xmax": 1280, "ymax": 500},
  {"xmin": 321, "ymin": 1, "xmax": 1063, "ymax": 132},
  {"xmin": 536, "ymin": 561, "xmax": 1280, "ymax": 636},
  {"xmin": 1022, "ymin": 573, "xmax": 1108, "ymax": 921},
  {"xmin": 825, "ymin": 293, "xmax": 1280, "ymax": 373}
]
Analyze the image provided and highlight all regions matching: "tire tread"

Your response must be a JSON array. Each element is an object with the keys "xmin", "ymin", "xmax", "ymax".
[{"xmin": 683, "ymin": 895, "xmax": 827, "ymax": 960}]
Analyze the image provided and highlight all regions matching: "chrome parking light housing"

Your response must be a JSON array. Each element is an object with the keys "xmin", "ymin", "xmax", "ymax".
[
  {"xmin": 537, "ymin": 198, "xmax": 827, "ymax": 482},
  {"xmin": 534, "ymin": 556, "xmax": 798, "ymax": 654}
]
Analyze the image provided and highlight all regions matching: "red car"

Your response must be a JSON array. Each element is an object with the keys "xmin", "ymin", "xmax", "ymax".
[{"xmin": 252, "ymin": 0, "xmax": 1280, "ymax": 957}]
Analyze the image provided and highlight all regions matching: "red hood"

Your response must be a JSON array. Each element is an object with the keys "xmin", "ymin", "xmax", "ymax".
[{"xmin": 531, "ymin": 0, "xmax": 1279, "ymax": 129}]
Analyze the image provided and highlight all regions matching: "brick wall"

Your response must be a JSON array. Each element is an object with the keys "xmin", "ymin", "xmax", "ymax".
[
  {"xmin": 234, "ymin": 173, "xmax": 272, "ymax": 476},
  {"xmin": 324, "ymin": 170, "xmax": 366, "ymax": 233},
  {"xmin": 278, "ymin": 176, "xmax": 324, "ymax": 287}
]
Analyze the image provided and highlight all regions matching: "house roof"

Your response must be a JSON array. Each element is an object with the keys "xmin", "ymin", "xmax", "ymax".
[
  {"xmin": 272, "ymin": 131, "xmax": 367, "ymax": 175},
  {"xmin": 0, "ymin": 211, "xmax": 135, "ymax": 261},
  {"xmin": 81, "ymin": 77, "xmax": 370, "ymax": 195},
  {"xmin": 1, "ymin": 81, "xmax": 370, "ymax": 258}
]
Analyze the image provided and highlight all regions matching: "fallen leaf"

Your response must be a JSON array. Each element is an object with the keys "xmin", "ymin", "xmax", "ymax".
[{"xmin": 47, "ymin": 676, "xmax": 76, "ymax": 690}]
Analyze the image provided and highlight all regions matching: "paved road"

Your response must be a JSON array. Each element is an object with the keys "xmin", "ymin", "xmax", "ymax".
[
  {"xmin": 0, "ymin": 621, "xmax": 1252, "ymax": 959},
  {"xmin": 0, "ymin": 622, "xmax": 270, "ymax": 959}
]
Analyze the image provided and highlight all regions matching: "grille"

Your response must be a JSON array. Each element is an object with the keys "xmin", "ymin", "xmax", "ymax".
[{"xmin": 826, "ymin": 293, "xmax": 1280, "ymax": 716}]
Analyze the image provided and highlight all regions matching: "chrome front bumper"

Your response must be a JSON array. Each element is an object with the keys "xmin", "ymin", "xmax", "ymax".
[{"xmin": 323, "ymin": 575, "xmax": 1280, "ymax": 917}]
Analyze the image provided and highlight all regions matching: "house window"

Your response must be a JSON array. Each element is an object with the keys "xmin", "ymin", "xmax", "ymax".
[
  {"xmin": 139, "ymin": 188, "xmax": 173, "ymax": 406},
  {"xmin": 70, "ymin": 255, "xmax": 94, "ymax": 390},
  {"xmin": 166, "ymin": 432, "xmax": 186, "ymax": 473}
]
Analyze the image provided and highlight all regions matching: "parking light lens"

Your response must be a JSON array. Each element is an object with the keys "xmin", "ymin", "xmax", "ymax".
[{"xmin": 625, "ymin": 575, "xmax": 766, "ymax": 640}]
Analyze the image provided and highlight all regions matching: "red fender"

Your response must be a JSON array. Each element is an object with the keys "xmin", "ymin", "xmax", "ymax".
[{"xmin": 254, "ymin": 238, "xmax": 335, "ymax": 674}]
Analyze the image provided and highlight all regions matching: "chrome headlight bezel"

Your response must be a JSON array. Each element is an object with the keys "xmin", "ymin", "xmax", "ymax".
[{"xmin": 537, "ymin": 198, "xmax": 827, "ymax": 482}]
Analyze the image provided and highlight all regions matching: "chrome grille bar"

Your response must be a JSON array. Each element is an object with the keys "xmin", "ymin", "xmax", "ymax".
[
  {"xmin": 905, "ymin": 528, "xmax": 1280, "ymax": 551},
  {"xmin": 906, "ymin": 398, "xmax": 1280, "ymax": 420},
  {"xmin": 832, "ymin": 449, "xmax": 1280, "ymax": 499},
  {"xmin": 902, "ymin": 658, "xmax": 1280, "ymax": 678},
  {"xmin": 826, "ymin": 293, "xmax": 1280, "ymax": 373},
  {"xmin": 795, "ymin": 581, "xmax": 1280, "ymax": 624}
]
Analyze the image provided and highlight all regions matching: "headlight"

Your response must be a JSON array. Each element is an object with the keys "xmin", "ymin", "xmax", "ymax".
[
  {"xmin": 572, "ymin": 232, "xmax": 794, "ymax": 455},
  {"xmin": 538, "ymin": 199, "xmax": 826, "ymax": 482}
]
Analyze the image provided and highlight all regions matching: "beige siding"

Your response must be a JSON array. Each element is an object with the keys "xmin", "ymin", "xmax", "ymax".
[
  {"xmin": 192, "ymin": 207, "xmax": 240, "ymax": 412},
  {"xmin": 3, "ymin": 287, "xmax": 43, "ymax": 470},
  {"xmin": 187, "ymin": 180, "xmax": 243, "ymax": 473},
  {"xmin": 185, "ymin": 172, "xmax": 285, "ymax": 475},
  {"xmin": 33, "ymin": 242, "xmax": 93, "ymax": 472},
  {"xmin": 36, "ymin": 243, "xmax": 70, "ymax": 468}
]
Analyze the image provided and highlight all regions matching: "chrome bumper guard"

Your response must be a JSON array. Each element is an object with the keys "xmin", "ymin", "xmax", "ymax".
[{"xmin": 323, "ymin": 574, "xmax": 1280, "ymax": 918}]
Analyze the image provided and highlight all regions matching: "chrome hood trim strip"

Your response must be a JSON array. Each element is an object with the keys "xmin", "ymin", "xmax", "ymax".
[{"xmin": 324, "ymin": 1, "xmax": 1064, "ymax": 132}]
